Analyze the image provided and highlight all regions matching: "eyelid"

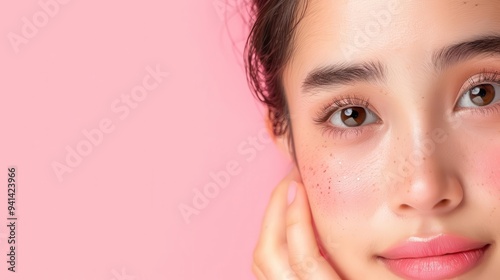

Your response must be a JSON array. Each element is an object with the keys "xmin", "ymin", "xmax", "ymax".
[
  {"xmin": 456, "ymin": 70, "xmax": 500, "ymax": 101},
  {"xmin": 451, "ymin": 70, "xmax": 500, "ymax": 115},
  {"xmin": 313, "ymin": 95, "xmax": 373, "ymax": 124}
]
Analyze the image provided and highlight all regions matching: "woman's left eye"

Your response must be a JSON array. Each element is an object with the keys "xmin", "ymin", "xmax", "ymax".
[{"xmin": 457, "ymin": 83, "xmax": 500, "ymax": 108}]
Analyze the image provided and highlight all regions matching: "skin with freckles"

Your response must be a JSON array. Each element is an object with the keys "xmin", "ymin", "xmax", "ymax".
[{"xmin": 274, "ymin": 0, "xmax": 500, "ymax": 278}]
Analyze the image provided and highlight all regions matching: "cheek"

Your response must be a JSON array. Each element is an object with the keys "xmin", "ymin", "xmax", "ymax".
[
  {"xmin": 475, "ymin": 149, "xmax": 500, "ymax": 193},
  {"xmin": 298, "ymin": 147, "xmax": 385, "ymax": 262},
  {"xmin": 299, "ymin": 150, "xmax": 382, "ymax": 220}
]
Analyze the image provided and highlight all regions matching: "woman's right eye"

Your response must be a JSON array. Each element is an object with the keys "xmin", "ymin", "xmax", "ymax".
[{"xmin": 328, "ymin": 106, "xmax": 379, "ymax": 128}]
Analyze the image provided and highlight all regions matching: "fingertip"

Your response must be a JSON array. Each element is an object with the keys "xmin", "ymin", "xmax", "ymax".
[
  {"xmin": 291, "ymin": 166, "xmax": 303, "ymax": 183},
  {"xmin": 287, "ymin": 181, "xmax": 297, "ymax": 205},
  {"xmin": 286, "ymin": 180, "xmax": 312, "ymax": 230}
]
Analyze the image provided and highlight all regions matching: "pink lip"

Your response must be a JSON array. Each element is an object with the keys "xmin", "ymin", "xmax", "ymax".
[{"xmin": 378, "ymin": 234, "xmax": 490, "ymax": 280}]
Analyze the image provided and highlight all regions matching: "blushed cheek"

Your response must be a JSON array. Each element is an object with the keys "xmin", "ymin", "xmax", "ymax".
[
  {"xmin": 299, "ymin": 158, "xmax": 380, "ymax": 220},
  {"xmin": 476, "ymin": 149, "xmax": 500, "ymax": 194}
]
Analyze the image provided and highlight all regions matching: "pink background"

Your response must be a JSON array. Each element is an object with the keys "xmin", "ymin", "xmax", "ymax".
[{"xmin": 0, "ymin": 0, "xmax": 290, "ymax": 279}]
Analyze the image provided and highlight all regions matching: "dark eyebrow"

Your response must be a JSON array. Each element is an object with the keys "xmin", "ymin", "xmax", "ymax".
[
  {"xmin": 432, "ymin": 35, "xmax": 500, "ymax": 70},
  {"xmin": 301, "ymin": 35, "xmax": 500, "ymax": 96},
  {"xmin": 301, "ymin": 61, "xmax": 385, "ymax": 95}
]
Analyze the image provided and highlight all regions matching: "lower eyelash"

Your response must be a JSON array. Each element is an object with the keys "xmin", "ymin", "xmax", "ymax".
[
  {"xmin": 465, "ymin": 102, "xmax": 500, "ymax": 116},
  {"xmin": 319, "ymin": 124, "xmax": 365, "ymax": 139}
]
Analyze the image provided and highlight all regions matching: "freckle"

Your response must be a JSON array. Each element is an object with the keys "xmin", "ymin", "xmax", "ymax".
[
  {"xmin": 330, "ymin": 153, "xmax": 333, "ymax": 157},
  {"xmin": 323, "ymin": 169, "xmax": 326, "ymax": 173}
]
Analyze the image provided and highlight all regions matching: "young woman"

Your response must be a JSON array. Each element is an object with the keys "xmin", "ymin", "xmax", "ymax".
[{"xmin": 245, "ymin": 0, "xmax": 500, "ymax": 279}]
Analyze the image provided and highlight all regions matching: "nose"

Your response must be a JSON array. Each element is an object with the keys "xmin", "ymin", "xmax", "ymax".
[{"xmin": 387, "ymin": 135, "xmax": 464, "ymax": 217}]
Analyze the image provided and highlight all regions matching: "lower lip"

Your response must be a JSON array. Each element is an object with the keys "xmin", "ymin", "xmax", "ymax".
[{"xmin": 379, "ymin": 245, "xmax": 489, "ymax": 280}]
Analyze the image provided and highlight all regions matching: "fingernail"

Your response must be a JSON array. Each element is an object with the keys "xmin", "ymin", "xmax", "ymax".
[{"xmin": 287, "ymin": 181, "xmax": 297, "ymax": 205}]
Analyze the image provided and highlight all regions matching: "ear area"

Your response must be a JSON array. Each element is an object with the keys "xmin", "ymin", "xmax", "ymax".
[{"xmin": 265, "ymin": 112, "xmax": 293, "ymax": 162}]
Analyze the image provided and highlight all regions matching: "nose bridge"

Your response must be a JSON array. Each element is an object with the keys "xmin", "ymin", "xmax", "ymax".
[{"xmin": 387, "ymin": 111, "xmax": 463, "ymax": 216}]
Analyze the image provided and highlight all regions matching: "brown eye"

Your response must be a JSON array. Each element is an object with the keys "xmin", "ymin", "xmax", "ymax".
[
  {"xmin": 469, "ymin": 84, "xmax": 495, "ymax": 106},
  {"xmin": 458, "ymin": 83, "xmax": 500, "ymax": 109},
  {"xmin": 328, "ymin": 105, "xmax": 378, "ymax": 128},
  {"xmin": 341, "ymin": 107, "xmax": 367, "ymax": 127}
]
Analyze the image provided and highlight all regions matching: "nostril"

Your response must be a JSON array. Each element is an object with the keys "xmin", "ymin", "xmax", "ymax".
[
  {"xmin": 399, "ymin": 204, "xmax": 412, "ymax": 211},
  {"xmin": 435, "ymin": 199, "xmax": 451, "ymax": 208},
  {"xmin": 398, "ymin": 199, "xmax": 452, "ymax": 212}
]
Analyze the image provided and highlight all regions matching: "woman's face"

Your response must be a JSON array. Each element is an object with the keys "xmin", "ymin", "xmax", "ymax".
[{"xmin": 282, "ymin": 0, "xmax": 500, "ymax": 278}]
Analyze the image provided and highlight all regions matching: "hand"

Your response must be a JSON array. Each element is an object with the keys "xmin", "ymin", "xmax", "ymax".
[{"xmin": 252, "ymin": 167, "xmax": 341, "ymax": 279}]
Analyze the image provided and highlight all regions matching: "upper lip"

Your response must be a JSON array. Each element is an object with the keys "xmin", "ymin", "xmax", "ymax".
[{"xmin": 378, "ymin": 234, "xmax": 489, "ymax": 260}]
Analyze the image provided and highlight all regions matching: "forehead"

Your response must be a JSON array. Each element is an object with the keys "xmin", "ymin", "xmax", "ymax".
[{"xmin": 284, "ymin": 0, "xmax": 500, "ymax": 88}]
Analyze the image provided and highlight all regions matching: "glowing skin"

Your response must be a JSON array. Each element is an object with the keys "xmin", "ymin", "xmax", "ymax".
[{"xmin": 278, "ymin": 0, "xmax": 500, "ymax": 278}]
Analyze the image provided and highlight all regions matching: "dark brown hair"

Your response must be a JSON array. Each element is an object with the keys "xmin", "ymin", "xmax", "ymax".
[{"xmin": 244, "ymin": 0, "xmax": 309, "ymax": 158}]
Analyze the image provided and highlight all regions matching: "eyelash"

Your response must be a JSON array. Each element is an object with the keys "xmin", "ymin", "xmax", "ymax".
[
  {"xmin": 459, "ymin": 69, "xmax": 500, "ymax": 115},
  {"xmin": 464, "ymin": 69, "xmax": 500, "ymax": 90},
  {"xmin": 313, "ymin": 95, "xmax": 374, "ymax": 138},
  {"xmin": 314, "ymin": 70, "xmax": 500, "ymax": 138}
]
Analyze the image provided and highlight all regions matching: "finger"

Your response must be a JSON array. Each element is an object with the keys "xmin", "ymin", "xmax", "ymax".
[
  {"xmin": 286, "ymin": 181, "xmax": 341, "ymax": 280},
  {"xmin": 253, "ymin": 261, "xmax": 300, "ymax": 280},
  {"xmin": 253, "ymin": 247, "xmax": 297, "ymax": 280},
  {"xmin": 252, "ymin": 263, "xmax": 267, "ymax": 280},
  {"xmin": 253, "ymin": 168, "xmax": 300, "ymax": 279},
  {"xmin": 257, "ymin": 165, "xmax": 302, "ymax": 250},
  {"xmin": 258, "ymin": 173, "xmax": 292, "ymax": 248}
]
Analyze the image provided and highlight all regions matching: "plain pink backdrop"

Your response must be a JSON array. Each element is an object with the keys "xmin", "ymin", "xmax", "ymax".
[{"xmin": 0, "ymin": 0, "xmax": 290, "ymax": 279}]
